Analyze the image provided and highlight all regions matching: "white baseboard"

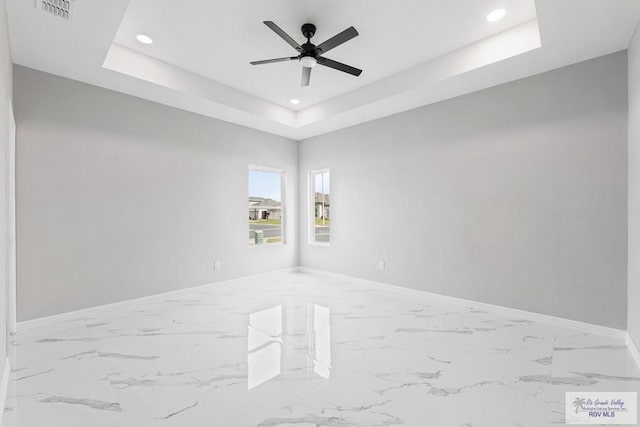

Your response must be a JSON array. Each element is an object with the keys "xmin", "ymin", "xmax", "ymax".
[
  {"xmin": 626, "ymin": 333, "xmax": 640, "ymax": 371},
  {"xmin": 298, "ymin": 267, "xmax": 627, "ymax": 339},
  {"xmin": 18, "ymin": 267, "xmax": 300, "ymax": 332},
  {"xmin": 0, "ymin": 357, "xmax": 10, "ymax": 426},
  {"xmin": 17, "ymin": 266, "xmax": 628, "ymax": 342}
]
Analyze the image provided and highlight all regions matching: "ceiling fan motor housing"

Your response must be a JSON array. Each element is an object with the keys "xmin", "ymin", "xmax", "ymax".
[
  {"xmin": 301, "ymin": 23, "xmax": 316, "ymax": 39},
  {"xmin": 301, "ymin": 24, "xmax": 320, "ymax": 62}
]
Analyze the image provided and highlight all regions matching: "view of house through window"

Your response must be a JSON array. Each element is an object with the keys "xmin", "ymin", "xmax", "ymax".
[
  {"xmin": 249, "ymin": 167, "xmax": 284, "ymax": 245},
  {"xmin": 310, "ymin": 170, "xmax": 330, "ymax": 244}
]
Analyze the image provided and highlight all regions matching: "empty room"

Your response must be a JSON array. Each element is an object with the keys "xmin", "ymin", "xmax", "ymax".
[{"xmin": 1, "ymin": 0, "xmax": 640, "ymax": 426}]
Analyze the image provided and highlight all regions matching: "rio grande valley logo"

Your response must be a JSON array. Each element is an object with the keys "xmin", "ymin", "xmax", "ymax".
[{"xmin": 566, "ymin": 392, "xmax": 637, "ymax": 424}]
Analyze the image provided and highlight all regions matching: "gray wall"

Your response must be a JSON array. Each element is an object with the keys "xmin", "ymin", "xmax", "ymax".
[
  {"xmin": 0, "ymin": 0, "xmax": 11, "ymax": 369},
  {"xmin": 299, "ymin": 52, "xmax": 628, "ymax": 329},
  {"xmin": 629, "ymin": 25, "xmax": 640, "ymax": 346},
  {"xmin": 14, "ymin": 66, "xmax": 298, "ymax": 321},
  {"xmin": 13, "ymin": 50, "xmax": 632, "ymax": 329}
]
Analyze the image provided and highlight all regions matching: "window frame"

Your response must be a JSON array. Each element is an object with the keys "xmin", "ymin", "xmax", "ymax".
[
  {"xmin": 248, "ymin": 165, "xmax": 287, "ymax": 246},
  {"xmin": 308, "ymin": 168, "xmax": 330, "ymax": 247}
]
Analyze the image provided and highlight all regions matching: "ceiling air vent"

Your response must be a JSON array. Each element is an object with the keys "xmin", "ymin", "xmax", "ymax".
[{"xmin": 37, "ymin": 0, "xmax": 74, "ymax": 20}]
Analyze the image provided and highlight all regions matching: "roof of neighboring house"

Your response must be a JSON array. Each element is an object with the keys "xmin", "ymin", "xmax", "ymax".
[
  {"xmin": 315, "ymin": 193, "xmax": 330, "ymax": 205},
  {"xmin": 249, "ymin": 196, "xmax": 281, "ymax": 208}
]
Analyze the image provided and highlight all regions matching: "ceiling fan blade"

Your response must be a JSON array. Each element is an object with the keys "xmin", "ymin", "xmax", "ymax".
[
  {"xmin": 316, "ymin": 26, "xmax": 359, "ymax": 54},
  {"xmin": 263, "ymin": 21, "xmax": 303, "ymax": 53},
  {"xmin": 317, "ymin": 57, "xmax": 362, "ymax": 77},
  {"xmin": 301, "ymin": 66, "xmax": 312, "ymax": 87},
  {"xmin": 250, "ymin": 57, "xmax": 298, "ymax": 65}
]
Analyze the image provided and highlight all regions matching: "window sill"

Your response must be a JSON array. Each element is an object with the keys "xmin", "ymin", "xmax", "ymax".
[
  {"xmin": 309, "ymin": 242, "xmax": 330, "ymax": 247},
  {"xmin": 249, "ymin": 242, "xmax": 286, "ymax": 248}
]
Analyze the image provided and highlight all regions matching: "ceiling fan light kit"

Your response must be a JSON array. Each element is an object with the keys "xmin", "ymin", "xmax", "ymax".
[
  {"xmin": 251, "ymin": 21, "xmax": 363, "ymax": 87},
  {"xmin": 300, "ymin": 56, "xmax": 317, "ymax": 68}
]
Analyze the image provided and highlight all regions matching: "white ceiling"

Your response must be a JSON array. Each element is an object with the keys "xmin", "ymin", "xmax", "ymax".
[
  {"xmin": 114, "ymin": 0, "xmax": 537, "ymax": 110},
  {"xmin": 6, "ymin": 1, "xmax": 640, "ymax": 140}
]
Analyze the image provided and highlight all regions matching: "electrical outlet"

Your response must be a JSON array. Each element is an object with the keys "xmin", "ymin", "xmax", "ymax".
[
  {"xmin": 378, "ymin": 261, "xmax": 385, "ymax": 271},
  {"xmin": 214, "ymin": 260, "xmax": 222, "ymax": 271}
]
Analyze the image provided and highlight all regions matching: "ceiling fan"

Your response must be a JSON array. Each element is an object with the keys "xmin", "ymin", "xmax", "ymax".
[{"xmin": 250, "ymin": 21, "xmax": 362, "ymax": 87}]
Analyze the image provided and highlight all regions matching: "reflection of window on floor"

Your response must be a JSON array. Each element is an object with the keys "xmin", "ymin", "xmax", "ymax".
[
  {"xmin": 248, "ymin": 304, "xmax": 331, "ymax": 389},
  {"xmin": 309, "ymin": 169, "xmax": 330, "ymax": 246},
  {"xmin": 308, "ymin": 304, "xmax": 331, "ymax": 379},
  {"xmin": 249, "ymin": 166, "xmax": 286, "ymax": 245},
  {"xmin": 248, "ymin": 306, "xmax": 282, "ymax": 389}
]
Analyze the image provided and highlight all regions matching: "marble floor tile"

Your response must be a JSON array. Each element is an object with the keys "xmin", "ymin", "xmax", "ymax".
[{"xmin": 4, "ymin": 270, "xmax": 639, "ymax": 426}]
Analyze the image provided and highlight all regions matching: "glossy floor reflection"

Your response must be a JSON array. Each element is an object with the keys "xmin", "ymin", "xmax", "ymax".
[{"xmin": 4, "ymin": 270, "xmax": 640, "ymax": 426}]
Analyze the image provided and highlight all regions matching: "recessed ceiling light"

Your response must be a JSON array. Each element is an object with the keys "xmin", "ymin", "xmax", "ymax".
[
  {"xmin": 486, "ymin": 8, "xmax": 507, "ymax": 22},
  {"xmin": 136, "ymin": 34, "xmax": 153, "ymax": 45},
  {"xmin": 290, "ymin": 99, "xmax": 300, "ymax": 105}
]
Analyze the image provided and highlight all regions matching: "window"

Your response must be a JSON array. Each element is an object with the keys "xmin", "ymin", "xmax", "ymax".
[
  {"xmin": 249, "ymin": 166, "xmax": 285, "ymax": 245},
  {"xmin": 309, "ymin": 169, "xmax": 330, "ymax": 245}
]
